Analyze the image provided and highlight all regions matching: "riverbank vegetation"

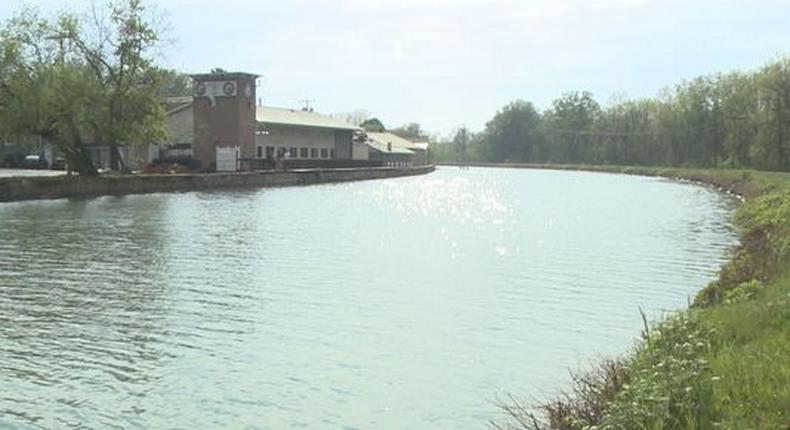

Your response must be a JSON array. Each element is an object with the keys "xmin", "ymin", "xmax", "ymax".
[
  {"xmin": 491, "ymin": 167, "xmax": 790, "ymax": 430},
  {"xmin": 433, "ymin": 58, "xmax": 790, "ymax": 173}
]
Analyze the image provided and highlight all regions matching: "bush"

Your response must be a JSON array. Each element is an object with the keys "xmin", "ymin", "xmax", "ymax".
[{"xmin": 697, "ymin": 189, "xmax": 790, "ymax": 306}]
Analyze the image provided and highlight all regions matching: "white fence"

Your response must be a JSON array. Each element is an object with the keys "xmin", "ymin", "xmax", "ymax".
[{"xmin": 216, "ymin": 146, "xmax": 240, "ymax": 172}]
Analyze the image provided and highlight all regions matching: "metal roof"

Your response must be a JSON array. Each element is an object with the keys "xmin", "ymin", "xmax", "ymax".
[
  {"xmin": 367, "ymin": 141, "xmax": 414, "ymax": 155},
  {"xmin": 365, "ymin": 132, "xmax": 416, "ymax": 155},
  {"xmin": 163, "ymin": 97, "xmax": 193, "ymax": 115},
  {"xmin": 256, "ymin": 107, "xmax": 361, "ymax": 131},
  {"xmin": 366, "ymin": 132, "xmax": 424, "ymax": 153}
]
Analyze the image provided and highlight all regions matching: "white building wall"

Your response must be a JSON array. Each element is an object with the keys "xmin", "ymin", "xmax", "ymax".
[
  {"xmin": 352, "ymin": 141, "xmax": 369, "ymax": 160},
  {"xmin": 255, "ymin": 124, "xmax": 337, "ymax": 159}
]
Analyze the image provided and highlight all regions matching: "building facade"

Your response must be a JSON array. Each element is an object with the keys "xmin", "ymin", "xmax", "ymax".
[
  {"xmin": 163, "ymin": 73, "xmax": 364, "ymax": 169},
  {"xmin": 365, "ymin": 132, "xmax": 429, "ymax": 167},
  {"xmin": 162, "ymin": 71, "xmax": 428, "ymax": 171},
  {"xmin": 254, "ymin": 107, "xmax": 360, "ymax": 161}
]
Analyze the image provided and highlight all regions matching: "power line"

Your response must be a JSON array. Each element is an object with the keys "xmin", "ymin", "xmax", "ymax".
[{"xmin": 547, "ymin": 128, "xmax": 662, "ymax": 137}]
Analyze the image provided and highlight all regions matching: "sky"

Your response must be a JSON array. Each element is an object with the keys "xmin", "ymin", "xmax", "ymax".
[{"xmin": 2, "ymin": 0, "xmax": 789, "ymax": 136}]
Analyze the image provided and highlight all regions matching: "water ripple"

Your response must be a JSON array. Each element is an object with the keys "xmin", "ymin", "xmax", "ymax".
[{"xmin": 0, "ymin": 167, "xmax": 738, "ymax": 429}]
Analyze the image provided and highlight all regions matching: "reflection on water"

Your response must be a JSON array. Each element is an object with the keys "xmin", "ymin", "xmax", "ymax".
[{"xmin": 0, "ymin": 167, "xmax": 737, "ymax": 429}]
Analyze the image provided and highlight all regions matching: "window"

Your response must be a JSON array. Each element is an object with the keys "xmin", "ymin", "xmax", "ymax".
[
  {"xmin": 277, "ymin": 147, "xmax": 286, "ymax": 157},
  {"xmin": 300, "ymin": 148, "xmax": 308, "ymax": 158},
  {"xmin": 310, "ymin": 148, "xmax": 318, "ymax": 158},
  {"xmin": 266, "ymin": 146, "xmax": 275, "ymax": 159},
  {"xmin": 330, "ymin": 149, "xmax": 335, "ymax": 159},
  {"xmin": 320, "ymin": 148, "xmax": 328, "ymax": 159},
  {"xmin": 290, "ymin": 147, "xmax": 297, "ymax": 158},
  {"xmin": 256, "ymin": 146, "xmax": 263, "ymax": 158}
]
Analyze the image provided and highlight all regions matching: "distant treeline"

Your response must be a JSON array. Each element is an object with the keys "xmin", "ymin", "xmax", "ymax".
[{"xmin": 434, "ymin": 57, "xmax": 790, "ymax": 172}]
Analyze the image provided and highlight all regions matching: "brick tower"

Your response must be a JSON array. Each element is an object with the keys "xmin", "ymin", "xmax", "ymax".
[{"xmin": 191, "ymin": 72, "xmax": 258, "ymax": 170}]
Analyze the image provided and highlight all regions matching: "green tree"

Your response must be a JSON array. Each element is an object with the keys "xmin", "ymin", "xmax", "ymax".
[
  {"xmin": 67, "ymin": 0, "xmax": 167, "ymax": 171},
  {"xmin": 0, "ymin": 0, "xmax": 167, "ymax": 175},
  {"xmin": 471, "ymin": 57, "xmax": 790, "ymax": 172},
  {"xmin": 157, "ymin": 68, "xmax": 192, "ymax": 97},
  {"xmin": 480, "ymin": 100, "xmax": 542, "ymax": 162},
  {"xmin": 718, "ymin": 72, "xmax": 758, "ymax": 167},
  {"xmin": 543, "ymin": 91, "xmax": 601, "ymax": 163},
  {"xmin": 753, "ymin": 58, "xmax": 790, "ymax": 170},
  {"xmin": 360, "ymin": 117, "xmax": 386, "ymax": 132},
  {"xmin": 390, "ymin": 122, "xmax": 429, "ymax": 141},
  {"xmin": 0, "ymin": 8, "xmax": 99, "ymax": 175}
]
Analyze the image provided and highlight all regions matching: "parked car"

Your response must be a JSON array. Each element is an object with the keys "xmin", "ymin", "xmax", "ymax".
[{"xmin": 21, "ymin": 154, "xmax": 48, "ymax": 169}]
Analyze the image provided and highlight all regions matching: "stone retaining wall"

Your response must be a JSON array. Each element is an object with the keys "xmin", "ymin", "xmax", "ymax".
[{"xmin": 0, "ymin": 165, "xmax": 435, "ymax": 202}]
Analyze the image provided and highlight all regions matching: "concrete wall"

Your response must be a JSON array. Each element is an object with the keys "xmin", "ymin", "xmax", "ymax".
[{"xmin": 0, "ymin": 165, "xmax": 435, "ymax": 202}]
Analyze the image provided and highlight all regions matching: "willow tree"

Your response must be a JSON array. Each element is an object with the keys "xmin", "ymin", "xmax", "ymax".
[{"xmin": 0, "ymin": 0, "xmax": 166, "ymax": 175}]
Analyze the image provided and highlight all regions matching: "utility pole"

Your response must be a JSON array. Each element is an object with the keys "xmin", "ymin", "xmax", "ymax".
[
  {"xmin": 299, "ymin": 98, "xmax": 315, "ymax": 112},
  {"xmin": 454, "ymin": 127, "xmax": 469, "ymax": 170}
]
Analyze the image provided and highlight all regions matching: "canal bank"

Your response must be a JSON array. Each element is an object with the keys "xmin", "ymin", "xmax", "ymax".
[
  {"xmin": 470, "ymin": 163, "xmax": 790, "ymax": 429},
  {"xmin": 0, "ymin": 165, "xmax": 435, "ymax": 202},
  {"xmin": 439, "ymin": 162, "xmax": 776, "ymax": 198}
]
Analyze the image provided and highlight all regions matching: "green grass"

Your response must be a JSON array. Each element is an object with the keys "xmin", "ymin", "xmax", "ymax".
[
  {"xmin": 491, "ymin": 166, "xmax": 790, "ymax": 430},
  {"xmin": 705, "ymin": 275, "xmax": 790, "ymax": 429}
]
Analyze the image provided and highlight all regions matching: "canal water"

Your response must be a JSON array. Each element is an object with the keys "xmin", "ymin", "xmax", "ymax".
[{"xmin": 0, "ymin": 167, "xmax": 737, "ymax": 429}]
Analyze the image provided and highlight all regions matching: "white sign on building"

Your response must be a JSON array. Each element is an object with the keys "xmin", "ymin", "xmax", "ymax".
[{"xmin": 194, "ymin": 80, "xmax": 237, "ymax": 106}]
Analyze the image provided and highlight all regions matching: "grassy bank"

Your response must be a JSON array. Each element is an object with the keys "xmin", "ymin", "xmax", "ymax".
[{"xmin": 484, "ymin": 165, "xmax": 790, "ymax": 430}]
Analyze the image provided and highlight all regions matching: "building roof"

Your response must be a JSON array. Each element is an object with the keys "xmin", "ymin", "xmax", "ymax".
[
  {"xmin": 366, "ymin": 132, "xmax": 425, "ymax": 153},
  {"xmin": 163, "ymin": 102, "xmax": 362, "ymax": 131},
  {"xmin": 365, "ymin": 132, "xmax": 416, "ymax": 155},
  {"xmin": 256, "ymin": 107, "xmax": 361, "ymax": 131},
  {"xmin": 163, "ymin": 97, "xmax": 193, "ymax": 115},
  {"xmin": 367, "ymin": 141, "xmax": 415, "ymax": 155},
  {"xmin": 190, "ymin": 72, "xmax": 260, "ymax": 80}
]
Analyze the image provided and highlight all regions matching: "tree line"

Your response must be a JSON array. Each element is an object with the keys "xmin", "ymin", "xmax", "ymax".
[{"xmin": 434, "ymin": 58, "xmax": 790, "ymax": 172}]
